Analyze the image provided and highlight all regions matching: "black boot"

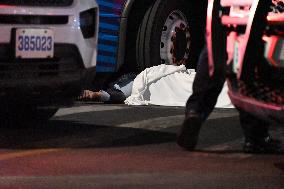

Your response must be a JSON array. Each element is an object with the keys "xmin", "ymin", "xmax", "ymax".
[
  {"xmin": 177, "ymin": 110, "xmax": 202, "ymax": 150},
  {"xmin": 243, "ymin": 136, "xmax": 282, "ymax": 154}
]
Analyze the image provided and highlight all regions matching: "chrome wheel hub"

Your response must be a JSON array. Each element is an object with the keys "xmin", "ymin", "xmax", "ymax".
[{"xmin": 160, "ymin": 10, "xmax": 190, "ymax": 65}]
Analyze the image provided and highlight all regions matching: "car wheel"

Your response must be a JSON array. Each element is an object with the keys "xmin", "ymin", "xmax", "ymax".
[{"xmin": 136, "ymin": 0, "xmax": 204, "ymax": 70}]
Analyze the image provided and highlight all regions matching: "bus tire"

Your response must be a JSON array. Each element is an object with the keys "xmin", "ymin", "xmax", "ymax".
[{"xmin": 136, "ymin": 0, "xmax": 205, "ymax": 70}]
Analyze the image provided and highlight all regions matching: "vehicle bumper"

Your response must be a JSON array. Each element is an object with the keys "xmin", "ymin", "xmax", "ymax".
[
  {"xmin": 228, "ymin": 91, "xmax": 284, "ymax": 123},
  {"xmin": 0, "ymin": 44, "xmax": 96, "ymax": 105}
]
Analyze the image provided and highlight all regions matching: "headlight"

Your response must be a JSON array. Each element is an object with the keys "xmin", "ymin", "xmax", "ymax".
[{"xmin": 80, "ymin": 8, "xmax": 97, "ymax": 38}]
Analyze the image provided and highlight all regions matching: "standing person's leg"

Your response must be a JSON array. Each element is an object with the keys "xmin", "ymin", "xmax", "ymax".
[
  {"xmin": 186, "ymin": 47, "xmax": 226, "ymax": 120},
  {"xmin": 238, "ymin": 109, "xmax": 269, "ymax": 141},
  {"xmin": 238, "ymin": 109, "xmax": 281, "ymax": 153},
  {"xmin": 177, "ymin": 47, "xmax": 225, "ymax": 150}
]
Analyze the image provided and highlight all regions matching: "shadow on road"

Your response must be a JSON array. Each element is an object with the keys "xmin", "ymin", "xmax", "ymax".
[
  {"xmin": 0, "ymin": 120, "xmax": 176, "ymax": 149},
  {"xmin": 274, "ymin": 162, "xmax": 284, "ymax": 172},
  {"xmin": 194, "ymin": 149, "xmax": 284, "ymax": 155}
]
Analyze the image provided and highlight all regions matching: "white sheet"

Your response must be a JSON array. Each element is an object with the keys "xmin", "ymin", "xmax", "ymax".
[{"xmin": 124, "ymin": 64, "xmax": 234, "ymax": 108}]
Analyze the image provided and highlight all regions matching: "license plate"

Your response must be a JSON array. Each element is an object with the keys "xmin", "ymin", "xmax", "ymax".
[{"xmin": 15, "ymin": 28, "xmax": 54, "ymax": 59}]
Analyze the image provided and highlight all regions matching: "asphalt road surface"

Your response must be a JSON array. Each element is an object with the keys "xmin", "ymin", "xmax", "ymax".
[{"xmin": 0, "ymin": 102, "xmax": 283, "ymax": 189}]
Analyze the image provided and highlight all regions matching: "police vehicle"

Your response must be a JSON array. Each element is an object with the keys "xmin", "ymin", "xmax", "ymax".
[
  {"xmin": 0, "ymin": 0, "xmax": 99, "ymax": 122},
  {"xmin": 207, "ymin": 0, "xmax": 284, "ymax": 122}
]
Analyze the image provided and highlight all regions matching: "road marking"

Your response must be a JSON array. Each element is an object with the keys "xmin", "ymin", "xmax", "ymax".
[
  {"xmin": 118, "ymin": 115, "xmax": 184, "ymax": 131},
  {"xmin": 55, "ymin": 105, "xmax": 128, "ymax": 117},
  {"xmin": 117, "ymin": 111, "xmax": 237, "ymax": 131},
  {"xmin": 0, "ymin": 149, "xmax": 62, "ymax": 161}
]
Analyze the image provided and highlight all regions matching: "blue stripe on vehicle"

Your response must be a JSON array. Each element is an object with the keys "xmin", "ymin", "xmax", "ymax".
[
  {"xmin": 100, "ymin": 13, "xmax": 120, "ymax": 18},
  {"xmin": 99, "ymin": 23, "xmax": 119, "ymax": 31},
  {"xmin": 98, "ymin": 40, "xmax": 117, "ymax": 47},
  {"xmin": 97, "ymin": 0, "xmax": 122, "ymax": 9},
  {"xmin": 98, "ymin": 33, "xmax": 118, "ymax": 42},
  {"xmin": 98, "ymin": 44, "xmax": 117, "ymax": 53},
  {"xmin": 99, "ymin": 36, "xmax": 118, "ymax": 42},
  {"xmin": 96, "ymin": 61, "xmax": 117, "ymax": 68},
  {"xmin": 97, "ymin": 55, "xmax": 116, "ymax": 64},
  {"xmin": 98, "ymin": 50, "xmax": 116, "ymax": 57},
  {"xmin": 99, "ymin": 29, "xmax": 118, "ymax": 36},
  {"xmin": 99, "ymin": 8, "xmax": 121, "ymax": 15},
  {"xmin": 96, "ymin": 66, "xmax": 116, "ymax": 72},
  {"xmin": 100, "ymin": 16, "xmax": 120, "ymax": 26},
  {"xmin": 97, "ymin": 0, "xmax": 127, "ymax": 72}
]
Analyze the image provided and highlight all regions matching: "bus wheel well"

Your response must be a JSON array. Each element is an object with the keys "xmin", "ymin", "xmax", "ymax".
[
  {"xmin": 120, "ymin": 0, "xmax": 207, "ymax": 73},
  {"xmin": 120, "ymin": 0, "xmax": 154, "ymax": 73}
]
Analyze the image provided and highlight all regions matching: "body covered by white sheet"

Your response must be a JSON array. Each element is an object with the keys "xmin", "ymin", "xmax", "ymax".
[{"xmin": 124, "ymin": 64, "xmax": 233, "ymax": 108}]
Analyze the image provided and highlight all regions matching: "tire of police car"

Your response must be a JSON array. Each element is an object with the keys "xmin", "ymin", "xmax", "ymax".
[{"xmin": 136, "ymin": 0, "xmax": 204, "ymax": 70}]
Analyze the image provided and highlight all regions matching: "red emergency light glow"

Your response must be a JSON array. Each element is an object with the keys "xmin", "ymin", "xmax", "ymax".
[
  {"xmin": 0, "ymin": 4, "xmax": 11, "ymax": 8},
  {"xmin": 0, "ymin": 5, "xmax": 13, "ymax": 8},
  {"xmin": 267, "ymin": 12, "xmax": 284, "ymax": 24}
]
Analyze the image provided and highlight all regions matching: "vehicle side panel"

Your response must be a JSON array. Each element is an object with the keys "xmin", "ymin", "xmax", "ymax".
[{"xmin": 97, "ymin": 0, "xmax": 127, "ymax": 72}]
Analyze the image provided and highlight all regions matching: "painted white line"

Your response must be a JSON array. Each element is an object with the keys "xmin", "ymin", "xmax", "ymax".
[
  {"xmin": 118, "ymin": 115, "xmax": 184, "ymax": 131},
  {"xmin": 55, "ymin": 105, "xmax": 128, "ymax": 117},
  {"xmin": 117, "ymin": 110, "xmax": 238, "ymax": 131}
]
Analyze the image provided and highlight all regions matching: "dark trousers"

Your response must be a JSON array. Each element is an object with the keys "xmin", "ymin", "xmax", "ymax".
[
  {"xmin": 106, "ymin": 88, "xmax": 126, "ymax": 104},
  {"xmin": 186, "ymin": 47, "xmax": 269, "ymax": 140}
]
